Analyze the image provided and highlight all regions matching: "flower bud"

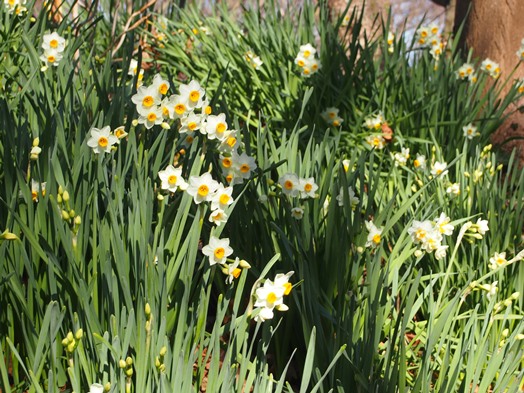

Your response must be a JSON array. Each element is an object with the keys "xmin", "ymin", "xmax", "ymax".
[
  {"xmin": 501, "ymin": 328, "xmax": 509, "ymax": 338},
  {"xmin": 126, "ymin": 356, "xmax": 133, "ymax": 366},
  {"xmin": 1, "ymin": 230, "xmax": 18, "ymax": 240},
  {"xmin": 67, "ymin": 341, "xmax": 76, "ymax": 353},
  {"xmin": 67, "ymin": 331, "xmax": 74, "ymax": 342},
  {"xmin": 75, "ymin": 328, "xmax": 83, "ymax": 340},
  {"xmin": 125, "ymin": 368, "xmax": 133, "ymax": 377},
  {"xmin": 62, "ymin": 210, "xmax": 70, "ymax": 221},
  {"xmin": 119, "ymin": 359, "xmax": 126, "ymax": 369},
  {"xmin": 74, "ymin": 215, "xmax": 81, "ymax": 225},
  {"xmin": 161, "ymin": 122, "xmax": 171, "ymax": 130},
  {"xmin": 62, "ymin": 190, "xmax": 70, "ymax": 202},
  {"xmin": 159, "ymin": 346, "xmax": 167, "ymax": 357},
  {"xmin": 239, "ymin": 259, "xmax": 251, "ymax": 269},
  {"xmin": 104, "ymin": 382, "xmax": 111, "ymax": 392}
]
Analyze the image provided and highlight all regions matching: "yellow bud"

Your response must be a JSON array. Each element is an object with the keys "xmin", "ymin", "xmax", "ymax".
[
  {"xmin": 159, "ymin": 346, "xmax": 167, "ymax": 357},
  {"xmin": 157, "ymin": 194, "xmax": 164, "ymax": 201},
  {"xmin": 126, "ymin": 356, "xmax": 133, "ymax": 366},
  {"xmin": 510, "ymin": 292, "xmax": 520, "ymax": 300},
  {"xmin": 159, "ymin": 364, "xmax": 166, "ymax": 373},
  {"xmin": 356, "ymin": 246, "xmax": 364, "ymax": 253},
  {"xmin": 33, "ymin": 137, "xmax": 40, "ymax": 147},
  {"xmin": 516, "ymin": 334, "xmax": 524, "ymax": 340},
  {"xmin": 125, "ymin": 368, "xmax": 133, "ymax": 377},
  {"xmin": 67, "ymin": 341, "xmax": 76, "ymax": 353},
  {"xmin": 239, "ymin": 259, "xmax": 251, "ymax": 269},
  {"xmin": 497, "ymin": 164, "xmax": 503, "ymax": 171},
  {"xmin": 62, "ymin": 210, "xmax": 70, "ymax": 221},
  {"xmin": 61, "ymin": 337, "xmax": 69, "ymax": 346},
  {"xmin": 132, "ymin": 119, "xmax": 139, "ymax": 127},
  {"xmin": 161, "ymin": 122, "xmax": 171, "ymax": 130},
  {"xmin": 502, "ymin": 328, "xmax": 509, "ymax": 338},
  {"xmin": 104, "ymin": 382, "xmax": 111, "ymax": 392},
  {"xmin": 57, "ymin": 194, "xmax": 62, "ymax": 204},
  {"xmin": 119, "ymin": 359, "xmax": 126, "ymax": 369},
  {"xmin": 62, "ymin": 190, "xmax": 70, "ymax": 202},
  {"xmin": 67, "ymin": 331, "xmax": 74, "ymax": 342},
  {"xmin": 1, "ymin": 230, "xmax": 18, "ymax": 240},
  {"xmin": 145, "ymin": 302, "xmax": 151, "ymax": 317},
  {"xmin": 69, "ymin": 210, "xmax": 75, "ymax": 218},
  {"xmin": 30, "ymin": 17, "xmax": 36, "ymax": 22},
  {"xmin": 74, "ymin": 215, "xmax": 81, "ymax": 225},
  {"xmin": 75, "ymin": 328, "xmax": 83, "ymax": 340},
  {"xmin": 155, "ymin": 357, "xmax": 161, "ymax": 368},
  {"xmin": 58, "ymin": 185, "xmax": 64, "ymax": 195}
]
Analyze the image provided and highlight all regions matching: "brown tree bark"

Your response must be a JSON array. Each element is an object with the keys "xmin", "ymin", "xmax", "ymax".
[{"xmin": 453, "ymin": 0, "xmax": 524, "ymax": 158}]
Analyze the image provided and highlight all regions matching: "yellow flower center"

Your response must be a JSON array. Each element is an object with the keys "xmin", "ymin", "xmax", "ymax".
[
  {"xmin": 98, "ymin": 136, "xmax": 108, "ymax": 147},
  {"xmin": 32, "ymin": 191, "xmax": 38, "ymax": 201},
  {"xmin": 214, "ymin": 247, "xmax": 225, "ymax": 260},
  {"xmin": 219, "ymin": 194, "xmax": 230, "ymax": 205},
  {"xmin": 159, "ymin": 83, "xmax": 168, "ymax": 95},
  {"xmin": 168, "ymin": 175, "xmax": 177, "ymax": 185},
  {"xmin": 232, "ymin": 268, "xmax": 241, "ymax": 278},
  {"xmin": 115, "ymin": 128, "xmax": 125, "ymax": 138},
  {"xmin": 143, "ymin": 96, "xmax": 154, "ymax": 107},
  {"xmin": 297, "ymin": 59, "xmax": 305, "ymax": 67},
  {"xmin": 47, "ymin": 55, "xmax": 56, "ymax": 63},
  {"xmin": 226, "ymin": 174, "xmax": 233, "ymax": 183},
  {"xmin": 266, "ymin": 292, "xmax": 277, "ymax": 304},
  {"xmin": 188, "ymin": 122, "xmax": 197, "ymax": 130},
  {"xmin": 415, "ymin": 229, "xmax": 426, "ymax": 241},
  {"xmin": 303, "ymin": 68, "xmax": 310, "ymax": 75},
  {"xmin": 414, "ymin": 159, "xmax": 420, "ymax": 167},
  {"xmin": 205, "ymin": 106, "xmax": 212, "ymax": 115},
  {"xmin": 283, "ymin": 282, "xmax": 292, "ymax": 295},
  {"xmin": 304, "ymin": 183, "xmax": 312, "ymax": 192},
  {"xmin": 239, "ymin": 164, "xmax": 250, "ymax": 173},
  {"xmin": 435, "ymin": 169, "xmax": 442, "ymax": 175},
  {"xmin": 284, "ymin": 180, "xmax": 294, "ymax": 190},
  {"xmin": 332, "ymin": 120, "xmax": 340, "ymax": 127},
  {"xmin": 175, "ymin": 103, "xmax": 186, "ymax": 115},
  {"xmin": 162, "ymin": 107, "xmax": 170, "ymax": 117},
  {"xmin": 189, "ymin": 90, "xmax": 200, "ymax": 102},
  {"xmin": 372, "ymin": 138, "xmax": 380, "ymax": 146},
  {"xmin": 197, "ymin": 184, "xmax": 209, "ymax": 197},
  {"xmin": 496, "ymin": 257, "xmax": 505, "ymax": 265},
  {"xmin": 303, "ymin": 50, "xmax": 310, "ymax": 58},
  {"xmin": 486, "ymin": 64, "xmax": 492, "ymax": 70},
  {"xmin": 311, "ymin": 63, "xmax": 318, "ymax": 71},
  {"xmin": 372, "ymin": 233, "xmax": 381, "ymax": 244},
  {"xmin": 418, "ymin": 38, "xmax": 426, "ymax": 45},
  {"xmin": 8, "ymin": 0, "xmax": 15, "ymax": 5},
  {"xmin": 226, "ymin": 137, "xmax": 236, "ymax": 147},
  {"xmin": 222, "ymin": 158, "xmax": 232, "ymax": 168},
  {"xmin": 216, "ymin": 123, "xmax": 226, "ymax": 134},
  {"xmin": 147, "ymin": 113, "xmax": 157, "ymax": 122},
  {"xmin": 420, "ymin": 31, "xmax": 428, "ymax": 38},
  {"xmin": 50, "ymin": 39, "xmax": 59, "ymax": 48}
]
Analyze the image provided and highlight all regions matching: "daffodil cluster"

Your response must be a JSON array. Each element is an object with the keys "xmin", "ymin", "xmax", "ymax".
[
  {"xmin": 363, "ymin": 112, "xmax": 387, "ymax": 149},
  {"xmin": 40, "ymin": 31, "xmax": 66, "ymax": 69},
  {"xmin": 202, "ymin": 236, "xmax": 251, "ymax": 283},
  {"xmin": 321, "ymin": 107, "xmax": 343, "ymax": 127},
  {"xmin": 408, "ymin": 213, "xmax": 454, "ymax": 260},
  {"xmin": 415, "ymin": 23, "xmax": 443, "ymax": 60},
  {"xmin": 278, "ymin": 173, "xmax": 318, "ymax": 199},
  {"xmin": 245, "ymin": 51, "xmax": 263, "ymax": 70},
  {"xmin": 4, "ymin": 0, "xmax": 27, "ymax": 15},
  {"xmin": 480, "ymin": 58, "xmax": 501, "ymax": 79},
  {"xmin": 392, "ymin": 147, "xmax": 410, "ymax": 167},
  {"xmin": 252, "ymin": 271, "xmax": 294, "ymax": 322},
  {"xmin": 294, "ymin": 43, "xmax": 321, "ymax": 77},
  {"xmin": 456, "ymin": 62, "xmax": 477, "ymax": 83}
]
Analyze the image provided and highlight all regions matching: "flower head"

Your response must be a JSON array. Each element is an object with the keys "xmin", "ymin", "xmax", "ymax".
[
  {"xmin": 489, "ymin": 252, "xmax": 507, "ymax": 270},
  {"xmin": 158, "ymin": 165, "xmax": 188, "ymax": 193},
  {"xmin": 431, "ymin": 161, "xmax": 448, "ymax": 177},
  {"xmin": 202, "ymin": 236, "xmax": 233, "ymax": 266},
  {"xmin": 186, "ymin": 173, "xmax": 219, "ymax": 204},
  {"xmin": 279, "ymin": 173, "xmax": 300, "ymax": 197},
  {"xmin": 291, "ymin": 206, "xmax": 304, "ymax": 220},
  {"xmin": 298, "ymin": 177, "xmax": 318, "ymax": 199},
  {"xmin": 87, "ymin": 126, "xmax": 118, "ymax": 154},
  {"xmin": 336, "ymin": 186, "xmax": 359, "ymax": 209},
  {"xmin": 463, "ymin": 123, "xmax": 479, "ymax": 140},
  {"xmin": 365, "ymin": 221, "xmax": 383, "ymax": 248}
]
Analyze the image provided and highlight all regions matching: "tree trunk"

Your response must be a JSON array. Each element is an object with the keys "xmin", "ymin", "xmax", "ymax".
[{"xmin": 453, "ymin": 0, "xmax": 524, "ymax": 159}]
